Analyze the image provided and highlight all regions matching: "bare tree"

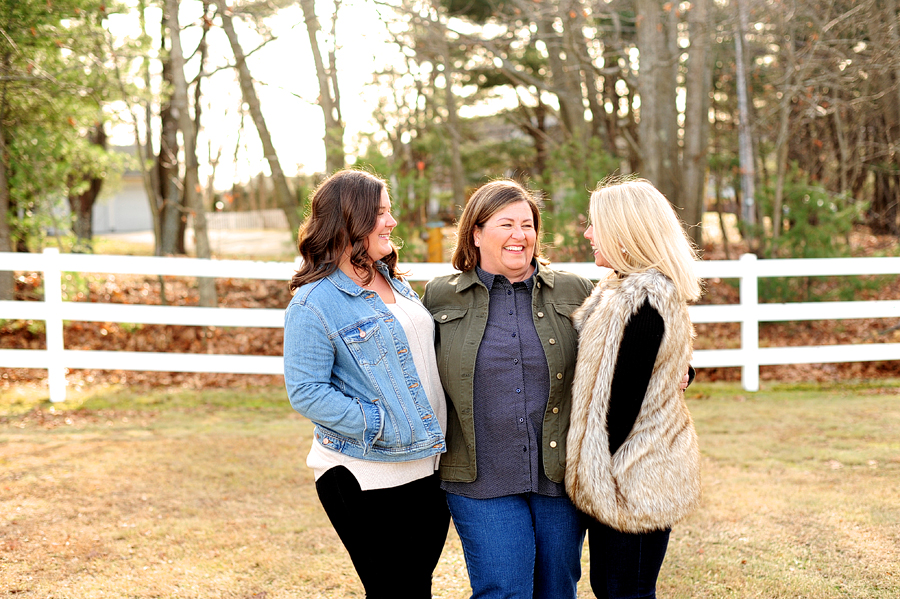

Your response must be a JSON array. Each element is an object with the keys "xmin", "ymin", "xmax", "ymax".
[
  {"xmin": 67, "ymin": 122, "xmax": 108, "ymax": 252},
  {"xmin": 682, "ymin": 0, "xmax": 714, "ymax": 243},
  {"xmin": 734, "ymin": 0, "xmax": 757, "ymax": 246},
  {"xmin": 167, "ymin": 0, "xmax": 217, "ymax": 307},
  {"xmin": 213, "ymin": 0, "xmax": 301, "ymax": 236},
  {"xmin": 299, "ymin": 0, "xmax": 345, "ymax": 174}
]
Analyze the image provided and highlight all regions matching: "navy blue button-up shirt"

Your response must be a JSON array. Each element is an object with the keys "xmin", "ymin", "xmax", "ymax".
[{"xmin": 442, "ymin": 266, "xmax": 565, "ymax": 499}]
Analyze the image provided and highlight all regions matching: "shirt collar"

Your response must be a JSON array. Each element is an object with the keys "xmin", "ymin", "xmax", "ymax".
[{"xmin": 475, "ymin": 261, "xmax": 537, "ymax": 291}]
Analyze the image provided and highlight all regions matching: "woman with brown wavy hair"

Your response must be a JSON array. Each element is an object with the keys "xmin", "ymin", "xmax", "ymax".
[{"xmin": 284, "ymin": 169, "xmax": 449, "ymax": 598}]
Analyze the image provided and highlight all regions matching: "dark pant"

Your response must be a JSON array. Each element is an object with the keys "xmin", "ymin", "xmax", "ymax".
[
  {"xmin": 587, "ymin": 520, "xmax": 671, "ymax": 599},
  {"xmin": 315, "ymin": 466, "xmax": 450, "ymax": 599}
]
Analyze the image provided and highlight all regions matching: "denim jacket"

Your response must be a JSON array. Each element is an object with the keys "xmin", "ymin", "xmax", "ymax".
[
  {"xmin": 284, "ymin": 262, "xmax": 446, "ymax": 462},
  {"xmin": 422, "ymin": 262, "xmax": 594, "ymax": 483}
]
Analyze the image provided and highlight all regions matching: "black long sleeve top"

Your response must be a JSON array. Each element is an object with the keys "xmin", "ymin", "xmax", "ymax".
[{"xmin": 607, "ymin": 299, "xmax": 665, "ymax": 455}]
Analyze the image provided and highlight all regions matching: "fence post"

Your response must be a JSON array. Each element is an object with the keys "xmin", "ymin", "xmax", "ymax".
[
  {"xmin": 42, "ymin": 248, "xmax": 67, "ymax": 402},
  {"xmin": 739, "ymin": 253, "xmax": 760, "ymax": 391}
]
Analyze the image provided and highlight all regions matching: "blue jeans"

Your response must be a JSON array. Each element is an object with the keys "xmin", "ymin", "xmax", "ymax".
[
  {"xmin": 446, "ymin": 492, "xmax": 585, "ymax": 599},
  {"xmin": 587, "ymin": 520, "xmax": 671, "ymax": 599}
]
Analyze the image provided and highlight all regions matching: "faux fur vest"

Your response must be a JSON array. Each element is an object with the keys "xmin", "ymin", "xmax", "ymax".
[{"xmin": 565, "ymin": 269, "xmax": 700, "ymax": 533}]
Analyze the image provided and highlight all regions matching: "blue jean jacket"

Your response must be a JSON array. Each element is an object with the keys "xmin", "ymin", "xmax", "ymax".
[{"xmin": 283, "ymin": 262, "xmax": 445, "ymax": 461}]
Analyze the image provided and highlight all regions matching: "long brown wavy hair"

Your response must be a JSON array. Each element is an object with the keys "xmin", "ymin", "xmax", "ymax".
[{"xmin": 289, "ymin": 169, "xmax": 399, "ymax": 293}]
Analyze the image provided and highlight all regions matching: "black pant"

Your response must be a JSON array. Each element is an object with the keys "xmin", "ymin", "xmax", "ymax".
[
  {"xmin": 315, "ymin": 466, "xmax": 450, "ymax": 599},
  {"xmin": 587, "ymin": 520, "xmax": 671, "ymax": 599}
]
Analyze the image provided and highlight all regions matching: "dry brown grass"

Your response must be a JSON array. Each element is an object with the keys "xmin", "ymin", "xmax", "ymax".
[{"xmin": 1, "ymin": 382, "xmax": 898, "ymax": 598}]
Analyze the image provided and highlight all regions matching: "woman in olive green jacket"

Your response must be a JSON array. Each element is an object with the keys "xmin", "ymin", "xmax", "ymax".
[{"xmin": 422, "ymin": 180, "xmax": 593, "ymax": 599}]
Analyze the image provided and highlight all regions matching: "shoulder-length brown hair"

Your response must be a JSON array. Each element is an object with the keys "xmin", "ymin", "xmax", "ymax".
[
  {"xmin": 452, "ymin": 179, "xmax": 544, "ymax": 272},
  {"xmin": 289, "ymin": 169, "xmax": 399, "ymax": 293}
]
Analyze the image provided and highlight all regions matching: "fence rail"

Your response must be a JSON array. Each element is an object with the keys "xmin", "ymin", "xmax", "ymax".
[{"xmin": 1, "ymin": 249, "xmax": 899, "ymax": 401}]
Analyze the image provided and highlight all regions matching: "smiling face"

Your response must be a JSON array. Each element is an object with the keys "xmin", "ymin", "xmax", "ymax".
[
  {"xmin": 365, "ymin": 187, "xmax": 397, "ymax": 263},
  {"xmin": 584, "ymin": 223, "xmax": 612, "ymax": 269},
  {"xmin": 473, "ymin": 200, "xmax": 536, "ymax": 282}
]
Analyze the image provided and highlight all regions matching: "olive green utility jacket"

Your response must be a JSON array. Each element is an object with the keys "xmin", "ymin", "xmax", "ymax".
[{"xmin": 422, "ymin": 262, "xmax": 594, "ymax": 483}]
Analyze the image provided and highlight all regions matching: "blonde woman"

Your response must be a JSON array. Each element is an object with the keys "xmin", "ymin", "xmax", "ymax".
[{"xmin": 566, "ymin": 178, "xmax": 702, "ymax": 599}]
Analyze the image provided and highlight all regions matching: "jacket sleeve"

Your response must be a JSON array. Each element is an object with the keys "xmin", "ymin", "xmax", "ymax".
[
  {"xmin": 283, "ymin": 302, "xmax": 384, "ymax": 454},
  {"xmin": 607, "ymin": 299, "xmax": 664, "ymax": 455}
]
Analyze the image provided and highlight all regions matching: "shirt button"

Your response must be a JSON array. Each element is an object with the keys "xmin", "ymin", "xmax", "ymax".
[
  {"xmin": 508, "ymin": 310, "xmax": 513, "ymax": 315},
  {"xmin": 552, "ymin": 407, "xmax": 559, "ymax": 414},
  {"xmin": 507, "ymin": 290, "xmax": 512, "ymax": 295},
  {"xmin": 512, "ymin": 333, "xmax": 517, "ymax": 338},
  {"xmin": 537, "ymin": 311, "xmax": 544, "ymax": 317},
  {"xmin": 513, "ymin": 359, "xmax": 519, "ymax": 365},
  {"xmin": 516, "ymin": 388, "xmax": 521, "ymax": 393},
  {"xmin": 519, "ymin": 418, "xmax": 524, "ymax": 423},
  {"xmin": 549, "ymin": 338, "xmax": 556, "ymax": 345},
  {"xmin": 549, "ymin": 440, "xmax": 557, "ymax": 448},
  {"xmin": 556, "ymin": 373, "xmax": 563, "ymax": 379}
]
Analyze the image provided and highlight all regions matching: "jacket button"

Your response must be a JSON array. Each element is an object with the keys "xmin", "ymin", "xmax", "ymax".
[
  {"xmin": 549, "ymin": 338, "xmax": 556, "ymax": 345},
  {"xmin": 549, "ymin": 440, "xmax": 557, "ymax": 448},
  {"xmin": 441, "ymin": 314, "xmax": 448, "ymax": 320},
  {"xmin": 537, "ymin": 311, "xmax": 544, "ymax": 317},
  {"xmin": 552, "ymin": 407, "xmax": 559, "ymax": 414},
  {"xmin": 556, "ymin": 373, "xmax": 563, "ymax": 379}
]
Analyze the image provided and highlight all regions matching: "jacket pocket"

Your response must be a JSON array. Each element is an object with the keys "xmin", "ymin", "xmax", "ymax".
[
  {"xmin": 340, "ymin": 318, "xmax": 388, "ymax": 366},
  {"xmin": 430, "ymin": 307, "xmax": 468, "ymax": 375},
  {"xmin": 549, "ymin": 302, "xmax": 580, "ymax": 350}
]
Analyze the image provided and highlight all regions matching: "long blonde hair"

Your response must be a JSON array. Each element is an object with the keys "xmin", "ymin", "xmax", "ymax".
[{"xmin": 589, "ymin": 177, "xmax": 702, "ymax": 302}]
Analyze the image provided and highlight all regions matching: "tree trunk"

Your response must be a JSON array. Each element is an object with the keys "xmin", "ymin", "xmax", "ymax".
[
  {"xmin": 67, "ymin": 122, "xmax": 107, "ymax": 253},
  {"xmin": 569, "ymin": 6, "xmax": 604, "ymax": 141},
  {"xmin": 735, "ymin": 0, "xmax": 757, "ymax": 247},
  {"xmin": 167, "ymin": 0, "xmax": 217, "ymax": 307},
  {"xmin": 432, "ymin": 8, "xmax": 466, "ymax": 211},
  {"xmin": 682, "ymin": 0, "xmax": 713, "ymax": 244},
  {"xmin": 659, "ymin": 3, "xmax": 682, "ymax": 205},
  {"xmin": 159, "ymin": 6, "xmax": 185, "ymax": 256},
  {"xmin": 771, "ymin": 4, "xmax": 799, "ymax": 250},
  {"xmin": 636, "ymin": 0, "xmax": 662, "ymax": 184},
  {"xmin": 0, "ymin": 96, "xmax": 14, "ymax": 300},
  {"xmin": 214, "ymin": 0, "xmax": 301, "ymax": 237},
  {"xmin": 299, "ymin": 0, "xmax": 345, "ymax": 174},
  {"xmin": 534, "ymin": 6, "xmax": 589, "ymax": 190}
]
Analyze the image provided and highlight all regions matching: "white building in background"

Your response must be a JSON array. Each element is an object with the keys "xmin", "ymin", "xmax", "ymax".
[{"xmin": 91, "ymin": 145, "xmax": 153, "ymax": 234}]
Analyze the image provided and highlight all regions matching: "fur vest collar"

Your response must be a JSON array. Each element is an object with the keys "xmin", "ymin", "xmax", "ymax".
[{"xmin": 565, "ymin": 269, "xmax": 700, "ymax": 533}]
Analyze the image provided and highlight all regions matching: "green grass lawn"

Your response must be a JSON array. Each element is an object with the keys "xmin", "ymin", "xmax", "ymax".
[{"xmin": 1, "ymin": 382, "xmax": 898, "ymax": 598}]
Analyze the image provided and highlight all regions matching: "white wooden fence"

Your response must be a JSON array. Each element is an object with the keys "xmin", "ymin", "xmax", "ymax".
[{"xmin": 1, "ymin": 249, "xmax": 899, "ymax": 401}]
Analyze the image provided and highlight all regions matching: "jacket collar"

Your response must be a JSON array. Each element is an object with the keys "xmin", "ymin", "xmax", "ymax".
[{"xmin": 326, "ymin": 261, "xmax": 393, "ymax": 297}]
